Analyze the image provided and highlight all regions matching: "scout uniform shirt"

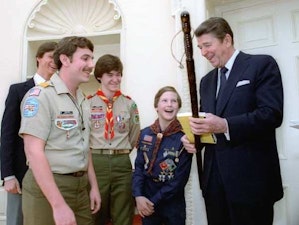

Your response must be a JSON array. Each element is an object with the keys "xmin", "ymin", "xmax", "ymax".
[
  {"xmin": 133, "ymin": 123, "xmax": 192, "ymax": 206},
  {"xmin": 19, "ymin": 73, "xmax": 90, "ymax": 174},
  {"xmin": 89, "ymin": 92, "xmax": 140, "ymax": 150}
]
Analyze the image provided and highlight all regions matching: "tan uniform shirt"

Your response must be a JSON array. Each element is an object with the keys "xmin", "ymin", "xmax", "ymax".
[
  {"xmin": 89, "ymin": 94, "xmax": 140, "ymax": 150},
  {"xmin": 19, "ymin": 73, "xmax": 90, "ymax": 174}
]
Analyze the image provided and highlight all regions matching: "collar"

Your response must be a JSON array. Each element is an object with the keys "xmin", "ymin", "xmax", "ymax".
[
  {"xmin": 220, "ymin": 49, "xmax": 240, "ymax": 79},
  {"xmin": 33, "ymin": 73, "xmax": 46, "ymax": 85}
]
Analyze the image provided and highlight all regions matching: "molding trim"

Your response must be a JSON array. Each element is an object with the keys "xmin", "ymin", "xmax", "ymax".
[{"xmin": 27, "ymin": 0, "xmax": 122, "ymax": 38}]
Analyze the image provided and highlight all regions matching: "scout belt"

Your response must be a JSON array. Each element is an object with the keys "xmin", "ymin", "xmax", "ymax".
[{"xmin": 92, "ymin": 149, "xmax": 130, "ymax": 155}]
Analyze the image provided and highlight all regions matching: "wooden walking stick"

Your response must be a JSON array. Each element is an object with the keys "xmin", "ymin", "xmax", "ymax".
[{"xmin": 181, "ymin": 11, "xmax": 203, "ymax": 188}]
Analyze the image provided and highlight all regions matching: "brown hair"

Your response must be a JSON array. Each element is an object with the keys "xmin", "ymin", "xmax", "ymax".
[
  {"xmin": 36, "ymin": 41, "xmax": 58, "ymax": 67},
  {"xmin": 53, "ymin": 36, "xmax": 94, "ymax": 70},
  {"xmin": 194, "ymin": 17, "xmax": 234, "ymax": 45},
  {"xmin": 154, "ymin": 86, "xmax": 182, "ymax": 108},
  {"xmin": 94, "ymin": 54, "xmax": 123, "ymax": 83}
]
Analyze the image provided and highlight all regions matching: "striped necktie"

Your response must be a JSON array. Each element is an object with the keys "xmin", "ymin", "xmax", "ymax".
[
  {"xmin": 216, "ymin": 67, "xmax": 228, "ymax": 113},
  {"xmin": 217, "ymin": 67, "xmax": 228, "ymax": 98}
]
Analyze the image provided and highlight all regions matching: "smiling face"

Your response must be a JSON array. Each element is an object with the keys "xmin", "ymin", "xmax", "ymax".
[
  {"xmin": 36, "ymin": 50, "xmax": 57, "ymax": 80},
  {"xmin": 197, "ymin": 33, "xmax": 234, "ymax": 68},
  {"xmin": 99, "ymin": 70, "xmax": 122, "ymax": 97},
  {"xmin": 156, "ymin": 91, "xmax": 180, "ymax": 130},
  {"xmin": 61, "ymin": 47, "xmax": 94, "ymax": 85},
  {"xmin": 194, "ymin": 17, "xmax": 235, "ymax": 69}
]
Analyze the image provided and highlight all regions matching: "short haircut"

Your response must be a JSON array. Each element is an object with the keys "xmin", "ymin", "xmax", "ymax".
[
  {"xmin": 194, "ymin": 17, "xmax": 234, "ymax": 45},
  {"xmin": 53, "ymin": 36, "xmax": 94, "ymax": 70},
  {"xmin": 94, "ymin": 54, "xmax": 123, "ymax": 83},
  {"xmin": 35, "ymin": 41, "xmax": 58, "ymax": 67},
  {"xmin": 154, "ymin": 86, "xmax": 182, "ymax": 108}
]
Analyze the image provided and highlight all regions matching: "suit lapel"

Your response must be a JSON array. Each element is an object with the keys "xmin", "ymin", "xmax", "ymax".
[
  {"xmin": 21, "ymin": 78, "xmax": 35, "ymax": 96},
  {"xmin": 24, "ymin": 78, "xmax": 35, "ymax": 89},
  {"xmin": 202, "ymin": 69, "xmax": 218, "ymax": 114},
  {"xmin": 216, "ymin": 52, "xmax": 249, "ymax": 115},
  {"xmin": 210, "ymin": 69, "xmax": 218, "ymax": 114}
]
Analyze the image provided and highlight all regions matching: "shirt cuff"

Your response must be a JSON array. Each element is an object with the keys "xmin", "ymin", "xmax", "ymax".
[
  {"xmin": 4, "ymin": 175, "xmax": 16, "ymax": 181},
  {"xmin": 223, "ymin": 119, "xmax": 230, "ymax": 141}
]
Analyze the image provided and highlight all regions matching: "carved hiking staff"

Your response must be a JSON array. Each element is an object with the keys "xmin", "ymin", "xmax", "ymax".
[{"xmin": 181, "ymin": 11, "xmax": 203, "ymax": 187}]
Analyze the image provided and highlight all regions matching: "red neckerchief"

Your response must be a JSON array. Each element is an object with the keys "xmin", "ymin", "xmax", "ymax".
[{"xmin": 96, "ymin": 89, "xmax": 122, "ymax": 140}]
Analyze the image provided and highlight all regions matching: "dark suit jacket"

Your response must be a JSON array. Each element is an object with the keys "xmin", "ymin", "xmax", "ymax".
[
  {"xmin": 198, "ymin": 51, "xmax": 284, "ymax": 204},
  {"xmin": 0, "ymin": 78, "xmax": 35, "ymax": 186}
]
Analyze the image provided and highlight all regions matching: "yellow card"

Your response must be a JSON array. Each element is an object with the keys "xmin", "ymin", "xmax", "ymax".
[
  {"xmin": 177, "ymin": 112, "xmax": 217, "ymax": 144},
  {"xmin": 177, "ymin": 112, "xmax": 194, "ymax": 143}
]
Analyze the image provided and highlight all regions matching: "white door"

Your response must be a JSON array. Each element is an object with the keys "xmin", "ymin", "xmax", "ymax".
[{"xmin": 210, "ymin": 0, "xmax": 299, "ymax": 224}]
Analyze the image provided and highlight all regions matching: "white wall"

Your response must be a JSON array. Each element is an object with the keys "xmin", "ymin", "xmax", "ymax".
[
  {"xmin": 119, "ymin": 0, "xmax": 178, "ymax": 128},
  {"xmin": 0, "ymin": 0, "xmax": 39, "ymax": 121},
  {"xmin": 0, "ymin": 0, "xmax": 180, "ymax": 129}
]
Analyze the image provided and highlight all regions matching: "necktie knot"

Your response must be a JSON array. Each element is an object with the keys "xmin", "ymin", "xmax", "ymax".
[{"xmin": 220, "ymin": 67, "xmax": 228, "ymax": 78}]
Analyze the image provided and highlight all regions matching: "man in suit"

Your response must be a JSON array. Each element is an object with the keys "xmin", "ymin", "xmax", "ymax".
[
  {"xmin": 0, "ymin": 41, "xmax": 57, "ymax": 225},
  {"xmin": 182, "ymin": 17, "xmax": 284, "ymax": 225}
]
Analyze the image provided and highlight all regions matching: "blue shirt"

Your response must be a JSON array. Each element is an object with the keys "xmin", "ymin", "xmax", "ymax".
[{"xmin": 132, "ymin": 126, "xmax": 192, "ymax": 206}]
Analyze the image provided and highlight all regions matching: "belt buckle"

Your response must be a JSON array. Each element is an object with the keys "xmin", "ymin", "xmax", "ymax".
[{"xmin": 109, "ymin": 149, "xmax": 114, "ymax": 155}]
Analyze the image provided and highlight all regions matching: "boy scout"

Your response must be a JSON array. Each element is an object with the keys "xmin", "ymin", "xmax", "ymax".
[
  {"xmin": 19, "ymin": 36, "xmax": 100, "ymax": 225},
  {"xmin": 89, "ymin": 54, "xmax": 140, "ymax": 225},
  {"xmin": 133, "ymin": 86, "xmax": 192, "ymax": 225}
]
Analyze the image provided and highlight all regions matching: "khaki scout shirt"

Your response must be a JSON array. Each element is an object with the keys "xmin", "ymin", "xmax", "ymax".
[
  {"xmin": 19, "ymin": 73, "xmax": 90, "ymax": 174},
  {"xmin": 89, "ymin": 94, "xmax": 140, "ymax": 150}
]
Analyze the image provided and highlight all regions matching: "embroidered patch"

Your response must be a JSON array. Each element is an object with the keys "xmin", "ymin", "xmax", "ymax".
[
  {"xmin": 143, "ymin": 135, "xmax": 152, "ymax": 142},
  {"xmin": 23, "ymin": 97, "xmax": 39, "ymax": 117},
  {"xmin": 93, "ymin": 120, "xmax": 104, "ymax": 129},
  {"xmin": 60, "ymin": 111, "xmax": 73, "ymax": 115},
  {"xmin": 131, "ymin": 103, "xmax": 137, "ymax": 110},
  {"xmin": 165, "ymin": 158, "xmax": 177, "ymax": 171},
  {"xmin": 133, "ymin": 114, "xmax": 140, "ymax": 124},
  {"xmin": 91, "ymin": 106, "xmax": 103, "ymax": 112},
  {"xmin": 28, "ymin": 88, "xmax": 41, "ymax": 97},
  {"xmin": 141, "ymin": 144, "xmax": 150, "ymax": 152},
  {"xmin": 116, "ymin": 115, "xmax": 126, "ymax": 133},
  {"xmin": 55, "ymin": 118, "xmax": 78, "ymax": 131},
  {"xmin": 91, "ymin": 113, "xmax": 105, "ymax": 120},
  {"xmin": 159, "ymin": 161, "xmax": 168, "ymax": 171}
]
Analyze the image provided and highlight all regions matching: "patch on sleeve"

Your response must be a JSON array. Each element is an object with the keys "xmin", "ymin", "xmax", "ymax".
[
  {"xmin": 28, "ymin": 87, "xmax": 41, "ymax": 97},
  {"xmin": 23, "ymin": 97, "xmax": 39, "ymax": 117},
  {"xmin": 131, "ymin": 103, "xmax": 137, "ymax": 110},
  {"xmin": 133, "ymin": 114, "xmax": 140, "ymax": 124}
]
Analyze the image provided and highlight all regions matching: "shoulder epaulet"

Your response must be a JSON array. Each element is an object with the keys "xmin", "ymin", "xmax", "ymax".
[
  {"xmin": 38, "ymin": 81, "xmax": 51, "ymax": 88},
  {"xmin": 124, "ymin": 94, "xmax": 131, "ymax": 100}
]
